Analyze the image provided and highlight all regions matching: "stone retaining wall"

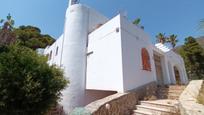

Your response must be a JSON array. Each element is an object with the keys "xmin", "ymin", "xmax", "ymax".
[
  {"xmin": 84, "ymin": 81, "xmax": 157, "ymax": 115},
  {"xmin": 179, "ymin": 80, "xmax": 204, "ymax": 115}
]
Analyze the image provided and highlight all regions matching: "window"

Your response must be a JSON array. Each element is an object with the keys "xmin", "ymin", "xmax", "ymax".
[
  {"xmin": 49, "ymin": 51, "xmax": 52, "ymax": 60},
  {"xmin": 56, "ymin": 47, "xmax": 59, "ymax": 56},
  {"xmin": 141, "ymin": 48, "xmax": 151, "ymax": 71}
]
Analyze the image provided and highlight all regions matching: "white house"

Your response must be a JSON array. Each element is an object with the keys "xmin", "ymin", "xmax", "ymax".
[{"xmin": 43, "ymin": 0, "xmax": 188, "ymax": 114}]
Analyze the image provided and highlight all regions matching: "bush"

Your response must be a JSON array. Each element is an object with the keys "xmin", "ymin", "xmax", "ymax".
[{"xmin": 0, "ymin": 44, "xmax": 68, "ymax": 115}]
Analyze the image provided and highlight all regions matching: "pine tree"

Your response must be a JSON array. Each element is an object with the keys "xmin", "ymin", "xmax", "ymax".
[
  {"xmin": 0, "ymin": 14, "xmax": 16, "ymax": 45},
  {"xmin": 179, "ymin": 36, "xmax": 204, "ymax": 79}
]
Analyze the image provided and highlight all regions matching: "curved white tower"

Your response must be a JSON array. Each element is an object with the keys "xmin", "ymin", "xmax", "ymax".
[{"xmin": 60, "ymin": 1, "xmax": 89, "ymax": 114}]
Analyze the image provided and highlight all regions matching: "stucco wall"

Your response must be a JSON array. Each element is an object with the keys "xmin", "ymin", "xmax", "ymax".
[
  {"xmin": 166, "ymin": 51, "xmax": 188, "ymax": 84},
  {"xmin": 86, "ymin": 15, "xmax": 124, "ymax": 92},
  {"xmin": 58, "ymin": 4, "xmax": 110, "ymax": 114},
  {"xmin": 87, "ymin": 14, "xmax": 159, "ymax": 92},
  {"xmin": 44, "ymin": 35, "xmax": 63, "ymax": 66},
  {"xmin": 44, "ymin": 4, "xmax": 111, "ymax": 114},
  {"xmin": 60, "ymin": 4, "xmax": 90, "ymax": 113},
  {"xmin": 153, "ymin": 44, "xmax": 188, "ymax": 85},
  {"xmin": 43, "ymin": 3, "xmax": 188, "ymax": 114},
  {"xmin": 120, "ymin": 16, "xmax": 156, "ymax": 91}
]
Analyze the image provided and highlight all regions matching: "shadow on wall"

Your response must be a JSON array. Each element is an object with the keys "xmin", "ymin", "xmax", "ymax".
[
  {"xmin": 85, "ymin": 90, "xmax": 117, "ymax": 105},
  {"xmin": 81, "ymin": 82, "xmax": 157, "ymax": 115}
]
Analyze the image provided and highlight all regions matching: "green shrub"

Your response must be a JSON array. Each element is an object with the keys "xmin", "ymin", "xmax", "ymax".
[{"xmin": 0, "ymin": 44, "xmax": 68, "ymax": 115}]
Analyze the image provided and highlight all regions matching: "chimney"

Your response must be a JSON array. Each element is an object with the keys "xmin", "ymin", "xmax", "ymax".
[{"xmin": 69, "ymin": 0, "xmax": 79, "ymax": 7}]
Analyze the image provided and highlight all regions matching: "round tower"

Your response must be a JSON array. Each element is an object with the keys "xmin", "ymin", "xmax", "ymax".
[{"xmin": 60, "ymin": 1, "xmax": 89, "ymax": 114}]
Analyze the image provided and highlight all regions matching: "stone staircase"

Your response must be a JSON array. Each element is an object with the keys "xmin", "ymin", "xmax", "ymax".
[
  {"xmin": 132, "ymin": 85, "xmax": 186, "ymax": 115},
  {"xmin": 133, "ymin": 100, "xmax": 180, "ymax": 115},
  {"xmin": 157, "ymin": 85, "xmax": 186, "ymax": 100}
]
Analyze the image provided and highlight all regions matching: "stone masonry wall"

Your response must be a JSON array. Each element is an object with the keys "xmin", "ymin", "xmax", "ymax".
[
  {"xmin": 179, "ymin": 80, "xmax": 204, "ymax": 115},
  {"xmin": 84, "ymin": 82, "xmax": 157, "ymax": 115}
]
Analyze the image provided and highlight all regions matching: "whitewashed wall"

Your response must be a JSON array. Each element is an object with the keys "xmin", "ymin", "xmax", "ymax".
[
  {"xmin": 120, "ymin": 16, "xmax": 157, "ymax": 91},
  {"xmin": 152, "ymin": 47, "xmax": 171, "ymax": 85},
  {"xmin": 86, "ymin": 15, "xmax": 124, "ymax": 92},
  {"xmin": 45, "ymin": 4, "xmax": 109, "ymax": 114},
  {"xmin": 166, "ymin": 51, "xmax": 188, "ymax": 84},
  {"xmin": 60, "ymin": 4, "xmax": 110, "ymax": 114},
  {"xmin": 153, "ymin": 44, "xmax": 188, "ymax": 85},
  {"xmin": 44, "ymin": 35, "xmax": 63, "ymax": 66},
  {"xmin": 87, "ymin": 14, "xmax": 159, "ymax": 92},
  {"xmin": 43, "ymin": 4, "xmax": 188, "ymax": 114}
]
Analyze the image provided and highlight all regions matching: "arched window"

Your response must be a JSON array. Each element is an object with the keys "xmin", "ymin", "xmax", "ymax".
[{"xmin": 141, "ymin": 48, "xmax": 151, "ymax": 71}]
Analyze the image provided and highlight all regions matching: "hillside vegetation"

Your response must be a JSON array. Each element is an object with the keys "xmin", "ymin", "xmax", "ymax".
[
  {"xmin": 177, "ymin": 36, "xmax": 204, "ymax": 80},
  {"xmin": 174, "ymin": 37, "xmax": 204, "ymax": 53},
  {"xmin": 0, "ymin": 14, "xmax": 55, "ymax": 50},
  {"xmin": 197, "ymin": 36, "xmax": 204, "ymax": 48},
  {"xmin": 0, "ymin": 14, "xmax": 67, "ymax": 115}
]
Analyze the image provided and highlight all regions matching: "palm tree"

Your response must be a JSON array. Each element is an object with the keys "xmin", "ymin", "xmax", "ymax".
[
  {"xmin": 0, "ymin": 14, "xmax": 16, "ymax": 45},
  {"xmin": 2, "ymin": 13, "xmax": 15, "ymax": 31},
  {"xmin": 167, "ymin": 34, "xmax": 178, "ymax": 49},
  {"xmin": 133, "ymin": 18, "xmax": 144, "ymax": 29},
  {"xmin": 156, "ymin": 33, "xmax": 166, "ymax": 44},
  {"xmin": 133, "ymin": 18, "xmax": 141, "ymax": 25}
]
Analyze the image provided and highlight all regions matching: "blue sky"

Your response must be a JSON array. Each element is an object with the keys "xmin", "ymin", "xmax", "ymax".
[{"xmin": 0, "ymin": 0, "xmax": 204, "ymax": 45}]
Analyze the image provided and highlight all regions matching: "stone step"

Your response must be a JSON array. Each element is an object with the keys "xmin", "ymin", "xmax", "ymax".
[
  {"xmin": 140, "ymin": 100, "xmax": 178, "ymax": 113},
  {"xmin": 168, "ymin": 93, "xmax": 182, "ymax": 96},
  {"xmin": 157, "ymin": 95, "xmax": 168, "ymax": 99},
  {"xmin": 158, "ymin": 89, "xmax": 184, "ymax": 93},
  {"xmin": 157, "ymin": 93, "xmax": 168, "ymax": 96},
  {"xmin": 133, "ymin": 110, "xmax": 153, "ymax": 115},
  {"xmin": 168, "ymin": 92, "xmax": 181, "ymax": 96},
  {"xmin": 157, "ymin": 88, "xmax": 169, "ymax": 90},
  {"xmin": 168, "ymin": 95, "xmax": 180, "ymax": 100},
  {"xmin": 157, "ymin": 95, "xmax": 180, "ymax": 100},
  {"xmin": 136, "ymin": 105, "xmax": 176, "ymax": 115},
  {"xmin": 157, "ymin": 90, "xmax": 169, "ymax": 93},
  {"xmin": 169, "ymin": 85, "xmax": 186, "ymax": 87},
  {"xmin": 157, "ymin": 92, "xmax": 182, "ymax": 97},
  {"xmin": 158, "ymin": 86, "xmax": 186, "ymax": 90},
  {"xmin": 168, "ymin": 86, "xmax": 186, "ymax": 90},
  {"xmin": 158, "ymin": 90, "xmax": 183, "ymax": 93},
  {"xmin": 168, "ymin": 90, "xmax": 183, "ymax": 93}
]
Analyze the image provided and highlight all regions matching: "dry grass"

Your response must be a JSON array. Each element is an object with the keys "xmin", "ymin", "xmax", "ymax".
[{"xmin": 197, "ymin": 83, "xmax": 204, "ymax": 105}]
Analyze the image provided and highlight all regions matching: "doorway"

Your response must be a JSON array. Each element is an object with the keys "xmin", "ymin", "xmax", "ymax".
[
  {"xmin": 174, "ymin": 66, "xmax": 181, "ymax": 85},
  {"xmin": 154, "ymin": 53, "xmax": 164, "ymax": 85}
]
